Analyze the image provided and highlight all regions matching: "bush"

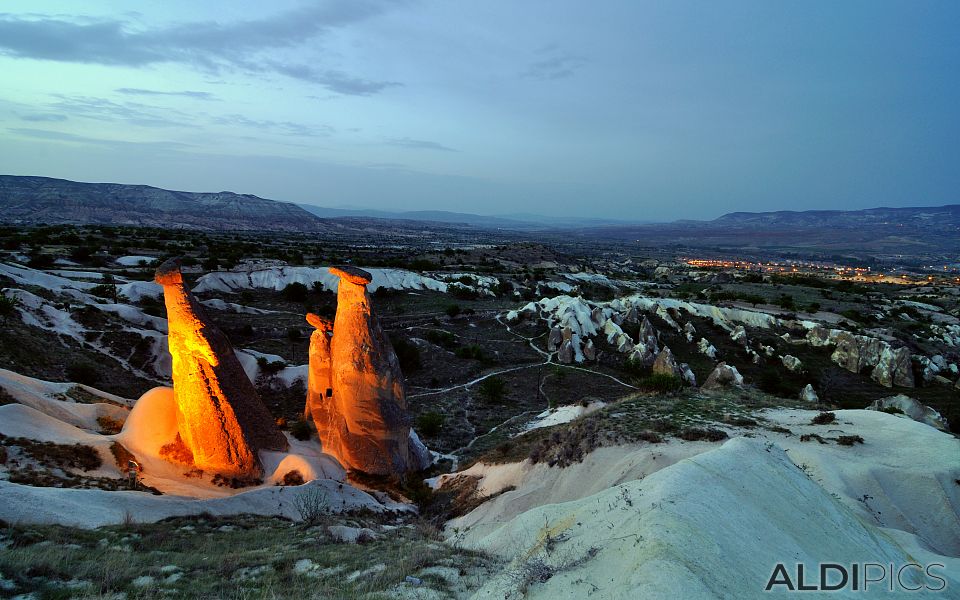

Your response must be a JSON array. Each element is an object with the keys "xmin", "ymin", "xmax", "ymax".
[
  {"xmin": 836, "ymin": 435, "xmax": 864, "ymax": 446},
  {"xmin": 0, "ymin": 294, "xmax": 18, "ymax": 321},
  {"xmin": 256, "ymin": 356, "xmax": 287, "ymax": 375},
  {"xmin": 445, "ymin": 304, "xmax": 462, "ymax": 318},
  {"xmin": 293, "ymin": 487, "xmax": 328, "ymax": 524},
  {"xmin": 477, "ymin": 376, "xmax": 506, "ymax": 403},
  {"xmin": 636, "ymin": 374, "xmax": 682, "ymax": 394},
  {"xmin": 65, "ymin": 362, "xmax": 99, "ymax": 386},
  {"xmin": 97, "ymin": 415, "xmax": 125, "ymax": 434},
  {"xmin": 390, "ymin": 337, "xmax": 422, "ymax": 373},
  {"xmin": 455, "ymin": 344, "xmax": 485, "ymax": 361},
  {"xmin": 678, "ymin": 427, "xmax": 728, "ymax": 442},
  {"xmin": 281, "ymin": 469, "xmax": 306, "ymax": 486},
  {"xmin": 425, "ymin": 329, "xmax": 457, "ymax": 348},
  {"xmin": 290, "ymin": 419, "xmax": 312, "ymax": 441},
  {"xmin": 811, "ymin": 411, "xmax": 836, "ymax": 425},
  {"xmin": 109, "ymin": 441, "xmax": 138, "ymax": 471},
  {"xmin": 416, "ymin": 412, "xmax": 445, "ymax": 437},
  {"xmin": 282, "ymin": 282, "xmax": 309, "ymax": 302}
]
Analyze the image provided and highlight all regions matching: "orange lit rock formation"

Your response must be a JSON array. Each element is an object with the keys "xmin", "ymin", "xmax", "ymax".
[
  {"xmin": 155, "ymin": 258, "xmax": 287, "ymax": 479},
  {"xmin": 309, "ymin": 266, "xmax": 428, "ymax": 475},
  {"xmin": 304, "ymin": 312, "xmax": 333, "ymax": 423}
]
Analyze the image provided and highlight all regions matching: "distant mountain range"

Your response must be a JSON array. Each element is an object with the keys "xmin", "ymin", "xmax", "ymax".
[
  {"xmin": 1, "ymin": 176, "xmax": 956, "ymax": 255},
  {"xmin": 297, "ymin": 204, "xmax": 643, "ymax": 229},
  {"xmin": 582, "ymin": 204, "xmax": 960, "ymax": 255},
  {"xmin": 0, "ymin": 176, "xmax": 326, "ymax": 232},
  {"xmin": 0, "ymin": 175, "xmax": 639, "ymax": 232}
]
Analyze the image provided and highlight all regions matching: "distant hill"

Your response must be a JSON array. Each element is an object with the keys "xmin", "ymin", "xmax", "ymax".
[
  {"xmin": 0, "ymin": 176, "xmax": 329, "ymax": 232},
  {"xmin": 576, "ymin": 204, "xmax": 960, "ymax": 256},
  {"xmin": 299, "ymin": 204, "xmax": 646, "ymax": 230}
]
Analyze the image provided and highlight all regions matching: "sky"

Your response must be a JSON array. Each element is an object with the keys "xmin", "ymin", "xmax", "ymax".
[{"xmin": 0, "ymin": 1, "xmax": 958, "ymax": 221}]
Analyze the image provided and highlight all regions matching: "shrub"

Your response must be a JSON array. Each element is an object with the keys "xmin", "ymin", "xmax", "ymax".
[
  {"xmin": 455, "ymin": 344, "xmax": 485, "ymax": 361},
  {"xmin": 256, "ymin": 356, "xmax": 287, "ymax": 375},
  {"xmin": 97, "ymin": 415, "xmax": 125, "ymax": 434},
  {"xmin": 65, "ymin": 362, "xmax": 99, "ymax": 386},
  {"xmin": 109, "ymin": 442, "xmax": 138, "ymax": 471},
  {"xmin": 281, "ymin": 469, "xmax": 306, "ymax": 486},
  {"xmin": 390, "ymin": 337, "xmax": 422, "ymax": 373},
  {"xmin": 425, "ymin": 329, "xmax": 457, "ymax": 348},
  {"xmin": 678, "ymin": 427, "xmax": 728, "ymax": 442},
  {"xmin": 445, "ymin": 304, "xmax": 462, "ymax": 318},
  {"xmin": 810, "ymin": 411, "xmax": 836, "ymax": 425},
  {"xmin": 293, "ymin": 487, "xmax": 328, "ymax": 524},
  {"xmin": 289, "ymin": 419, "xmax": 312, "ymax": 441},
  {"xmin": 0, "ymin": 294, "xmax": 18, "ymax": 321},
  {"xmin": 416, "ymin": 412, "xmax": 445, "ymax": 437},
  {"xmin": 477, "ymin": 376, "xmax": 506, "ymax": 403},
  {"xmin": 636, "ymin": 374, "xmax": 682, "ymax": 394},
  {"xmin": 282, "ymin": 282, "xmax": 309, "ymax": 302},
  {"xmin": 836, "ymin": 435, "xmax": 864, "ymax": 446}
]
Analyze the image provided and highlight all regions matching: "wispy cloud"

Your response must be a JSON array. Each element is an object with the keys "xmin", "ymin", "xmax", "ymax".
[
  {"xmin": 115, "ymin": 88, "xmax": 217, "ymax": 100},
  {"xmin": 523, "ymin": 48, "xmax": 586, "ymax": 81},
  {"xmin": 386, "ymin": 137, "xmax": 457, "ymax": 152},
  {"xmin": 213, "ymin": 113, "xmax": 334, "ymax": 137},
  {"xmin": 49, "ymin": 94, "xmax": 191, "ymax": 128},
  {"xmin": 20, "ymin": 113, "xmax": 67, "ymax": 122},
  {"xmin": 8, "ymin": 127, "xmax": 191, "ymax": 150},
  {"xmin": 0, "ymin": 2, "xmax": 401, "ymax": 95}
]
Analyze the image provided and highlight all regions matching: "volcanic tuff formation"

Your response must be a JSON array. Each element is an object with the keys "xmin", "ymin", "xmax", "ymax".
[
  {"xmin": 309, "ymin": 266, "xmax": 428, "ymax": 475},
  {"xmin": 155, "ymin": 259, "xmax": 287, "ymax": 478}
]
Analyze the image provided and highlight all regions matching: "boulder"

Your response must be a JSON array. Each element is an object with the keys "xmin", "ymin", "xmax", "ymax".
[
  {"xmin": 867, "ymin": 394, "xmax": 948, "ymax": 431},
  {"xmin": 871, "ymin": 347, "xmax": 915, "ymax": 388},
  {"xmin": 155, "ymin": 259, "xmax": 286, "ymax": 479},
  {"xmin": 315, "ymin": 266, "xmax": 428, "ymax": 475},
  {"xmin": 652, "ymin": 346, "xmax": 682, "ymax": 379},
  {"xmin": 730, "ymin": 325, "xmax": 748, "ymax": 346},
  {"xmin": 683, "ymin": 322, "xmax": 696, "ymax": 343},
  {"xmin": 701, "ymin": 362, "xmax": 744, "ymax": 392},
  {"xmin": 679, "ymin": 363, "xmax": 697, "ymax": 387},
  {"xmin": 638, "ymin": 316, "xmax": 658, "ymax": 352},
  {"xmin": 799, "ymin": 384, "xmax": 819, "ymax": 403},
  {"xmin": 583, "ymin": 339, "xmax": 596, "ymax": 361},
  {"xmin": 557, "ymin": 339, "xmax": 574, "ymax": 364},
  {"xmin": 624, "ymin": 306, "xmax": 640, "ymax": 325},
  {"xmin": 547, "ymin": 327, "xmax": 563, "ymax": 352},
  {"xmin": 698, "ymin": 338, "xmax": 718, "ymax": 360},
  {"xmin": 781, "ymin": 355, "xmax": 803, "ymax": 372}
]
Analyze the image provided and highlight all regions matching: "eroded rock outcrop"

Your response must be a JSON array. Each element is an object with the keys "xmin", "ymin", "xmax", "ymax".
[
  {"xmin": 155, "ymin": 259, "xmax": 286, "ymax": 479},
  {"xmin": 311, "ymin": 266, "xmax": 428, "ymax": 475},
  {"xmin": 304, "ymin": 313, "xmax": 334, "ymax": 423},
  {"xmin": 652, "ymin": 346, "xmax": 682, "ymax": 379},
  {"xmin": 867, "ymin": 394, "xmax": 948, "ymax": 431},
  {"xmin": 799, "ymin": 384, "xmax": 819, "ymax": 403},
  {"xmin": 701, "ymin": 362, "xmax": 744, "ymax": 392}
]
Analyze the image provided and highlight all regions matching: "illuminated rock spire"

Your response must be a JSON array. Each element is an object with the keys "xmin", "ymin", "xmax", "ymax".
[
  {"xmin": 310, "ymin": 266, "xmax": 427, "ymax": 475},
  {"xmin": 155, "ymin": 258, "xmax": 287, "ymax": 479}
]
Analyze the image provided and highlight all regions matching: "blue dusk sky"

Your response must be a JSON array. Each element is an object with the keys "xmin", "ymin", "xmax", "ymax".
[{"xmin": 0, "ymin": 1, "xmax": 957, "ymax": 221}]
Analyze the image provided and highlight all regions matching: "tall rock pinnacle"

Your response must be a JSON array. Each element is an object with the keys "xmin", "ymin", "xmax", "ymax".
[
  {"xmin": 310, "ymin": 266, "xmax": 427, "ymax": 475},
  {"xmin": 155, "ymin": 258, "xmax": 287, "ymax": 479}
]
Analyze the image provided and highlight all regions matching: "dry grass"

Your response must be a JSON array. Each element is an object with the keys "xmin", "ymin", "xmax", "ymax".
[{"xmin": 0, "ymin": 514, "xmax": 495, "ymax": 599}]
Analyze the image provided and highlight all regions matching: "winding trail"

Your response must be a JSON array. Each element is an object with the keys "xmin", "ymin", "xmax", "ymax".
[{"xmin": 413, "ymin": 310, "xmax": 639, "ymax": 459}]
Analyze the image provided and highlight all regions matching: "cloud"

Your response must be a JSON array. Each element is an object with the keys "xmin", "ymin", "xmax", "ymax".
[
  {"xmin": 213, "ymin": 114, "xmax": 334, "ymax": 137},
  {"xmin": 115, "ymin": 88, "xmax": 217, "ymax": 100},
  {"xmin": 386, "ymin": 137, "xmax": 457, "ymax": 152},
  {"xmin": 7, "ymin": 127, "xmax": 191, "ymax": 150},
  {"xmin": 49, "ymin": 94, "xmax": 191, "ymax": 128},
  {"xmin": 0, "ymin": 2, "xmax": 401, "ymax": 95},
  {"xmin": 523, "ymin": 51, "xmax": 586, "ymax": 81},
  {"xmin": 20, "ymin": 113, "xmax": 67, "ymax": 122}
]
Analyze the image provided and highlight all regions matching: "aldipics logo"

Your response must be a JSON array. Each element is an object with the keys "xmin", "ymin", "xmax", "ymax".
[{"xmin": 765, "ymin": 563, "xmax": 947, "ymax": 593}]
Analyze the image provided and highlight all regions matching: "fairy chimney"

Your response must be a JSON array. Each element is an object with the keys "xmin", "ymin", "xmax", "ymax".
[{"xmin": 155, "ymin": 258, "xmax": 287, "ymax": 479}]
